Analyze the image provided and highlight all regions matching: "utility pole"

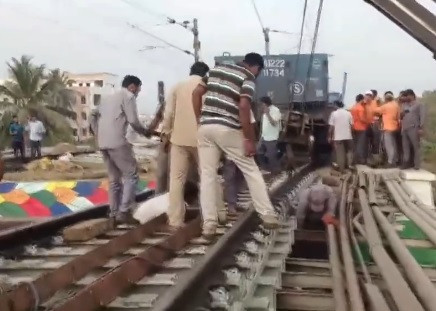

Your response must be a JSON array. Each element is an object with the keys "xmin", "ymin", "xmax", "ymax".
[
  {"xmin": 193, "ymin": 18, "xmax": 200, "ymax": 62},
  {"xmin": 168, "ymin": 18, "xmax": 201, "ymax": 62},
  {"xmin": 264, "ymin": 27, "xmax": 270, "ymax": 55},
  {"xmin": 341, "ymin": 72, "xmax": 348, "ymax": 102}
]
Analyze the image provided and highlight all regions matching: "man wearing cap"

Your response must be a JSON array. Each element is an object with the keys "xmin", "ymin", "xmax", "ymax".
[
  {"xmin": 328, "ymin": 101, "xmax": 354, "ymax": 172},
  {"xmin": 400, "ymin": 89, "xmax": 425, "ymax": 170},
  {"xmin": 296, "ymin": 180, "xmax": 338, "ymax": 230},
  {"xmin": 375, "ymin": 91, "xmax": 400, "ymax": 167}
]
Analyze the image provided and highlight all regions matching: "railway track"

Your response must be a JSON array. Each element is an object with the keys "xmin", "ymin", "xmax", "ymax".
[{"xmin": 0, "ymin": 166, "xmax": 315, "ymax": 311}]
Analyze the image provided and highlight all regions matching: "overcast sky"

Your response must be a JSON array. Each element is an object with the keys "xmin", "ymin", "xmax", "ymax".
[{"xmin": 0, "ymin": 0, "xmax": 435, "ymax": 113}]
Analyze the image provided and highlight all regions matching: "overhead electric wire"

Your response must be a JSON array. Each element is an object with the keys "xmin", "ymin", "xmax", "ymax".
[
  {"xmin": 120, "ymin": 0, "xmax": 168, "ymax": 20},
  {"xmin": 250, "ymin": 0, "xmax": 266, "ymax": 31},
  {"xmin": 128, "ymin": 23, "xmax": 194, "ymax": 57},
  {"xmin": 302, "ymin": 0, "xmax": 325, "ymax": 105}
]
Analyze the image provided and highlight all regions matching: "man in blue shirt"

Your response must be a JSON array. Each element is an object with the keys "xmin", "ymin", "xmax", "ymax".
[{"xmin": 9, "ymin": 115, "xmax": 25, "ymax": 161}]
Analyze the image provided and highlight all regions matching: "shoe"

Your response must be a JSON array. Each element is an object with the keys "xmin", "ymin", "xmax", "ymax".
[
  {"xmin": 218, "ymin": 211, "xmax": 228, "ymax": 225},
  {"xmin": 227, "ymin": 205, "xmax": 238, "ymax": 215},
  {"xmin": 116, "ymin": 212, "xmax": 139, "ymax": 225},
  {"xmin": 260, "ymin": 214, "xmax": 280, "ymax": 229},
  {"xmin": 202, "ymin": 224, "xmax": 217, "ymax": 239},
  {"xmin": 108, "ymin": 216, "xmax": 117, "ymax": 229},
  {"xmin": 400, "ymin": 164, "xmax": 410, "ymax": 170}
]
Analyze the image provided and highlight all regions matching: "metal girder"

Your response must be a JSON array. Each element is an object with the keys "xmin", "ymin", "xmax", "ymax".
[
  {"xmin": 282, "ymin": 271, "xmax": 333, "ymax": 289},
  {"xmin": 0, "ymin": 212, "xmax": 167, "ymax": 311},
  {"xmin": 51, "ymin": 217, "xmax": 202, "ymax": 311},
  {"xmin": 277, "ymin": 290, "xmax": 335, "ymax": 311},
  {"xmin": 365, "ymin": 0, "xmax": 436, "ymax": 58}
]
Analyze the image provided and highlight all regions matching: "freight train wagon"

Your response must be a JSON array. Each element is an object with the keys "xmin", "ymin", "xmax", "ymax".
[{"xmin": 214, "ymin": 53, "xmax": 335, "ymax": 167}]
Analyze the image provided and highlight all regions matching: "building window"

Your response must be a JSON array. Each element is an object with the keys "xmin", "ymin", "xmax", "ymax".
[
  {"xmin": 82, "ymin": 128, "xmax": 87, "ymax": 136},
  {"xmin": 81, "ymin": 96, "xmax": 86, "ymax": 105},
  {"xmin": 81, "ymin": 112, "xmax": 87, "ymax": 120},
  {"xmin": 86, "ymin": 82, "xmax": 91, "ymax": 87},
  {"xmin": 95, "ymin": 80, "xmax": 103, "ymax": 87},
  {"xmin": 93, "ymin": 94, "xmax": 101, "ymax": 106},
  {"xmin": 73, "ymin": 129, "xmax": 78, "ymax": 136},
  {"xmin": 79, "ymin": 83, "xmax": 83, "ymax": 87}
]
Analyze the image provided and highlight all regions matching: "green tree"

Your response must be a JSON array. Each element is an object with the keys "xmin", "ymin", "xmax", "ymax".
[
  {"xmin": 0, "ymin": 55, "xmax": 76, "ymax": 148},
  {"xmin": 421, "ymin": 90, "xmax": 436, "ymax": 144}
]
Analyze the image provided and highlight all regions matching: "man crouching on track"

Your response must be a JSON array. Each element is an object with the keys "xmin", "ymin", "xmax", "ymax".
[
  {"xmin": 296, "ymin": 177, "xmax": 339, "ymax": 230},
  {"xmin": 90, "ymin": 75, "xmax": 152, "ymax": 226},
  {"xmin": 192, "ymin": 52, "xmax": 279, "ymax": 239}
]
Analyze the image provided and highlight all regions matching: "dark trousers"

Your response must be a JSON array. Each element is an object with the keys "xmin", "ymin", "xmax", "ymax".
[
  {"xmin": 222, "ymin": 160, "xmax": 246, "ymax": 209},
  {"xmin": 367, "ymin": 122, "xmax": 382, "ymax": 155},
  {"xmin": 402, "ymin": 127, "xmax": 421, "ymax": 169},
  {"xmin": 30, "ymin": 140, "xmax": 41, "ymax": 159},
  {"xmin": 12, "ymin": 141, "xmax": 25, "ymax": 161},
  {"xmin": 354, "ymin": 130, "xmax": 368, "ymax": 164},
  {"xmin": 303, "ymin": 210, "xmax": 325, "ymax": 230},
  {"xmin": 334, "ymin": 140, "xmax": 353, "ymax": 172},
  {"xmin": 257, "ymin": 139, "xmax": 280, "ymax": 173}
]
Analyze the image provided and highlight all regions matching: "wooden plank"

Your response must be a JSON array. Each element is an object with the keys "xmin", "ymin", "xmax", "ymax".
[{"xmin": 63, "ymin": 218, "xmax": 111, "ymax": 242}]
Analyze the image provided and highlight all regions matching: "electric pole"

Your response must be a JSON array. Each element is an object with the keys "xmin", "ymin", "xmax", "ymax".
[
  {"xmin": 341, "ymin": 72, "xmax": 348, "ymax": 102},
  {"xmin": 193, "ymin": 18, "xmax": 200, "ymax": 62},
  {"xmin": 168, "ymin": 17, "xmax": 201, "ymax": 62},
  {"xmin": 264, "ymin": 27, "xmax": 270, "ymax": 55}
]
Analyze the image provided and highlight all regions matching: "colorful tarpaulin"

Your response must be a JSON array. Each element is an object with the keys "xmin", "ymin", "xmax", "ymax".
[{"xmin": 0, "ymin": 179, "xmax": 156, "ymax": 218}]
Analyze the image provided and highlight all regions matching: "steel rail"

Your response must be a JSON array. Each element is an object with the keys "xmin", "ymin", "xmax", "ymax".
[
  {"xmin": 364, "ymin": 283, "xmax": 392, "ymax": 311},
  {"xmin": 392, "ymin": 181, "xmax": 436, "ymax": 228},
  {"xmin": 152, "ymin": 166, "xmax": 312, "ymax": 311},
  {"xmin": 339, "ymin": 175, "xmax": 365, "ymax": 311},
  {"xmin": 326, "ymin": 224, "xmax": 348, "ymax": 311},
  {"xmin": 347, "ymin": 177, "xmax": 371, "ymax": 283},
  {"xmin": 358, "ymin": 188, "xmax": 424, "ymax": 311},
  {"xmin": 372, "ymin": 204, "xmax": 436, "ymax": 310},
  {"xmin": 0, "ymin": 212, "xmax": 172, "ymax": 311},
  {"xmin": 397, "ymin": 179, "xmax": 436, "ymax": 222},
  {"xmin": 393, "ymin": 180, "xmax": 436, "ymax": 227},
  {"xmin": 52, "ymin": 216, "xmax": 202, "ymax": 311},
  {"xmin": 384, "ymin": 178, "xmax": 436, "ymax": 246},
  {"xmin": 0, "ymin": 190, "xmax": 154, "ymax": 250}
]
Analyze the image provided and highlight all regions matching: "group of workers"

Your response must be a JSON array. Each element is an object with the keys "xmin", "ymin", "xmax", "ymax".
[
  {"xmin": 91, "ymin": 53, "xmax": 427, "ymax": 235},
  {"xmin": 329, "ymin": 89, "xmax": 425, "ymax": 172},
  {"xmin": 91, "ymin": 52, "xmax": 292, "ymax": 238}
]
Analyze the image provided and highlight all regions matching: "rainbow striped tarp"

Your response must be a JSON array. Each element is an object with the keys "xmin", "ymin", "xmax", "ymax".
[{"xmin": 0, "ymin": 179, "xmax": 155, "ymax": 218}]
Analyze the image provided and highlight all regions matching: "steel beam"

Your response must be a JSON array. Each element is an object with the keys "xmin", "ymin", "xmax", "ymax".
[
  {"xmin": 358, "ymin": 188, "xmax": 424, "ymax": 311},
  {"xmin": 365, "ymin": 0, "xmax": 436, "ymax": 57},
  {"xmin": 277, "ymin": 290, "xmax": 335, "ymax": 311},
  {"xmin": 282, "ymin": 271, "xmax": 332, "ymax": 289}
]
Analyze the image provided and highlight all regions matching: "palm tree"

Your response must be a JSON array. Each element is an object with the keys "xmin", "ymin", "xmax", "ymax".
[{"xmin": 0, "ymin": 56, "xmax": 76, "ymax": 148}]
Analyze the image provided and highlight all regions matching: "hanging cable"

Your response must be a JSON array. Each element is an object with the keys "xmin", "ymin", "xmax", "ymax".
[
  {"xmin": 251, "ymin": 0, "xmax": 266, "ymax": 31},
  {"xmin": 120, "ymin": 0, "xmax": 168, "ymax": 20},
  {"xmin": 128, "ymin": 23, "xmax": 194, "ymax": 57},
  {"xmin": 302, "ymin": 0, "xmax": 325, "ymax": 106},
  {"xmin": 283, "ymin": 0, "xmax": 309, "ymax": 137}
]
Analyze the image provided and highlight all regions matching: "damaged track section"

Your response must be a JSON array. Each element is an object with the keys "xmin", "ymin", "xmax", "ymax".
[
  {"xmin": 156, "ymin": 165, "xmax": 314, "ymax": 311},
  {"xmin": 0, "ymin": 169, "xmax": 306, "ymax": 311}
]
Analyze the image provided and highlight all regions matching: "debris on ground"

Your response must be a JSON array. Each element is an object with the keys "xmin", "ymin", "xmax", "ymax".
[{"xmin": 51, "ymin": 143, "xmax": 79, "ymax": 155}]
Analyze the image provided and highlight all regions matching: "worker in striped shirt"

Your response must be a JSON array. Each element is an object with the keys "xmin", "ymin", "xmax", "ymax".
[{"xmin": 192, "ymin": 52, "xmax": 279, "ymax": 238}]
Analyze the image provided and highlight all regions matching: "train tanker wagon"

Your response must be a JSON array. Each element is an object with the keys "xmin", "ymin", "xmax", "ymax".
[{"xmin": 214, "ymin": 53, "xmax": 334, "ymax": 168}]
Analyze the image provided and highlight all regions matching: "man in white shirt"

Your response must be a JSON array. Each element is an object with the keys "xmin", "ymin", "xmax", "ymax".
[
  {"xmin": 328, "ymin": 101, "xmax": 354, "ymax": 172},
  {"xmin": 26, "ymin": 115, "xmax": 46, "ymax": 159},
  {"xmin": 257, "ymin": 96, "xmax": 282, "ymax": 174}
]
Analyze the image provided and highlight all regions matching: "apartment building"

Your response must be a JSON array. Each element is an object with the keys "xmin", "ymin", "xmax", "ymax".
[{"xmin": 66, "ymin": 72, "xmax": 118, "ymax": 141}]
